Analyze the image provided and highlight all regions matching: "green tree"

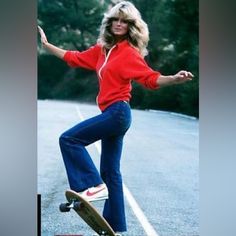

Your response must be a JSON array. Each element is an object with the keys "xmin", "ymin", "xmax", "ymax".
[
  {"xmin": 38, "ymin": 0, "xmax": 106, "ymax": 101},
  {"xmin": 131, "ymin": 0, "xmax": 199, "ymax": 117},
  {"xmin": 38, "ymin": 0, "xmax": 107, "ymax": 49}
]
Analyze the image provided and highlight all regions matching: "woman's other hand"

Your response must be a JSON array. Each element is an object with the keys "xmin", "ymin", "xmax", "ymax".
[{"xmin": 38, "ymin": 26, "xmax": 48, "ymax": 45}]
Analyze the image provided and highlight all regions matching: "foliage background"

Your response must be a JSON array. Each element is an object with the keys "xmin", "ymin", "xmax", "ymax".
[{"xmin": 38, "ymin": 0, "xmax": 199, "ymax": 117}]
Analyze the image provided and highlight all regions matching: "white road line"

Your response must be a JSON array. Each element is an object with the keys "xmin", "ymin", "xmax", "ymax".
[
  {"xmin": 123, "ymin": 185, "xmax": 160, "ymax": 236},
  {"xmin": 75, "ymin": 105, "xmax": 160, "ymax": 236}
]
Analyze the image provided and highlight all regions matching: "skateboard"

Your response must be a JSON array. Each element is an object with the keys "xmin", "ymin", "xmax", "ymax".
[{"xmin": 59, "ymin": 189, "xmax": 116, "ymax": 236}]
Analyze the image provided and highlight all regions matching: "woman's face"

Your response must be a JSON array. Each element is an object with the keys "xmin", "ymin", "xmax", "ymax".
[{"xmin": 111, "ymin": 17, "xmax": 129, "ymax": 38}]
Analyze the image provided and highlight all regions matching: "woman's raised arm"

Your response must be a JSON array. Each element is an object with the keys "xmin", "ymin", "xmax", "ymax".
[{"xmin": 38, "ymin": 26, "xmax": 66, "ymax": 59}]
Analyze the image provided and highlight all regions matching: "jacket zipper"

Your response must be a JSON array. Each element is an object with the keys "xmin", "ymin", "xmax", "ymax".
[
  {"xmin": 98, "ymin": 45, "xmax": 116, "ymax": 80},
  {"xmin": 96, "ymin": 45, "xmax": 116, "ymax": 105}
]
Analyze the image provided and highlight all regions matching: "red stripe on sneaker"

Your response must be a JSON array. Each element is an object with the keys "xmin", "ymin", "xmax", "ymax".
[{"xmin": 86, "ymin": 187, "xmax": 106, "ymax": 197}]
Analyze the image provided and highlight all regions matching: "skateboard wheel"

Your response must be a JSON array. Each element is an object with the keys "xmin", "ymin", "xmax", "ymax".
[{"xmin": 59, "ymin": 203, "xmax": 71, "ymax": 212}]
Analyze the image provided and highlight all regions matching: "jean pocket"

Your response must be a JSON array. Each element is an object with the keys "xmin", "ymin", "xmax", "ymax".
[{"xmin": 110, "ymin": 103, "xmax": 131, "ymax": 132}]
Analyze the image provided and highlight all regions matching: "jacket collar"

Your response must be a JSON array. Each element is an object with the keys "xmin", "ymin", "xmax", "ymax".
[
  {"xmin": 100, "ymin": 40, "xmax": 130, "ymax": 55},
  {"xmin": 116, "ymin": 39, "xmax": 129, "ymax": 49}
]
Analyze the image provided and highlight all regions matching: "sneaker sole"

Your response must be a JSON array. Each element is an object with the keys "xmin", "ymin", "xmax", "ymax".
[{"xmin": 86, "ymin": 195, "xmax": 109, "ymax": 202}]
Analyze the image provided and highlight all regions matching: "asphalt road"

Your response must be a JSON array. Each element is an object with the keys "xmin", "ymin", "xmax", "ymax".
[{"xmin": 38, "ymin": 100, "xmax": 199, "ymax": 236}]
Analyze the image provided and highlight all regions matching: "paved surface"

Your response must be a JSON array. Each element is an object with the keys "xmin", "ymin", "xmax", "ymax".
[{"xmin": 38, "ymin": 100, "xmax": 199, "ymax": 236}]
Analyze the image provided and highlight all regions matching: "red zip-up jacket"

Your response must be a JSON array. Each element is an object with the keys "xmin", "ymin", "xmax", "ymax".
[{"xmin": 63, "ymin": 40, "xmax": 161, "ymax": 111}]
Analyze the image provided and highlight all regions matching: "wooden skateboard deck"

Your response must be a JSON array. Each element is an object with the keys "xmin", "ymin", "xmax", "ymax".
[{"xmin": 60, "ymin": 189, "xmax": 116, "ymax": 236}]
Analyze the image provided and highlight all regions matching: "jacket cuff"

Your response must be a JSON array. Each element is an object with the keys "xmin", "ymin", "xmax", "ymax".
[
  {"xmin": 150, "ymin": 72, "xmax": 161, "ymax": 89},
  {"xmin": 63, "ymin": 51, "xmax": 71, "ymax": 62}
]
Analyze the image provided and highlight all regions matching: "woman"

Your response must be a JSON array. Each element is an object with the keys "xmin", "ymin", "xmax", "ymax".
[{"xmin": 38, "ymin": 1, "xmax": 193, "ymax": 234}]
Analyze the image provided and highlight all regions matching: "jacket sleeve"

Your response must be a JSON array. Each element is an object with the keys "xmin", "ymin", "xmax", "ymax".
[
  {"xmin": 63, "ymin": 44, "xmax": 101, "ymax": 70},
  {"xmin": 121, "ymin": 51, "xmax": 161, "ymax": 90}
]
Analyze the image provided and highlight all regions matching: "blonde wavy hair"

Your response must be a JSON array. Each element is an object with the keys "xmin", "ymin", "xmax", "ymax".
[{"xmin": 97, "ymin": 1, "xmax": 149, "ymax": 57}]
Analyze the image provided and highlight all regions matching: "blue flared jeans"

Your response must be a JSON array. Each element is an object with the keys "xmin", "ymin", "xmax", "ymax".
[{"xmin": 59, "ymin": 101, "xmax": 131, "ymax": 232}]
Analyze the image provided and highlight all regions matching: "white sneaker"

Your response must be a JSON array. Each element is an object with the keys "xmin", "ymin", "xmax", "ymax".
[{"xmin": 79, "ymin": 183, "xmax": 108, "ymax": 202}]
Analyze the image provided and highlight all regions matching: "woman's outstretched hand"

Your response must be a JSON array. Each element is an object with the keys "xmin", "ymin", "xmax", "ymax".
[
  {"xmin": 157, "ymin": 70, "xmax": 194, "ymax": 87},
  {"xmin": 172, "ymin": 70, "xmax": 194, "ymax": 84},
  {"xmin": 38, "ymin": 26, "xmax": 48, "ymax": 45}
]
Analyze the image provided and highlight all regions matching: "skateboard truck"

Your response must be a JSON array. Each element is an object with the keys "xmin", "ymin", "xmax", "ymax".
[{"xmin": 60, "ymin": 200, "xmax": 84, "ymax": 212}]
